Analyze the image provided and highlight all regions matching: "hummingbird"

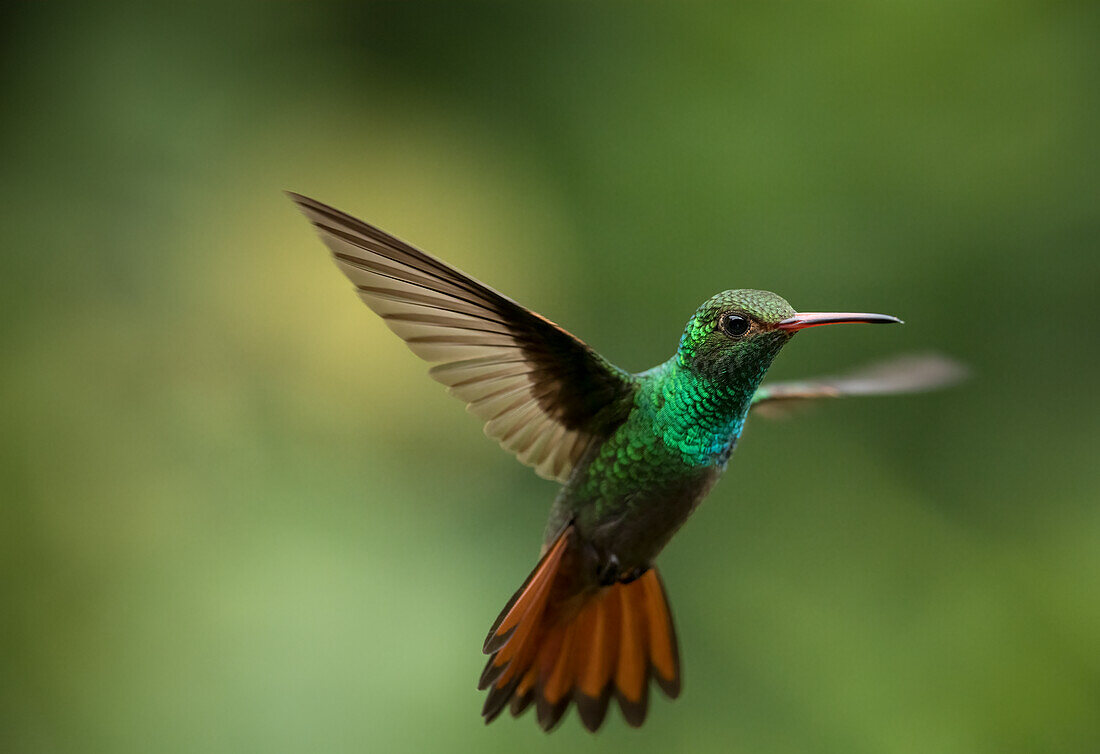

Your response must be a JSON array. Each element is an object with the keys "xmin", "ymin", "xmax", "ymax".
[{"xmin": 290, "ymin": 193, "xmax": 963, "ymax": 732}]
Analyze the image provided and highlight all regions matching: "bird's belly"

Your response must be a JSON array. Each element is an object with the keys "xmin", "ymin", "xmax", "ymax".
[
  {"xmin": 587, "ymin": 473, "xmax": 717, "ymax": 571},
  {"xmin": 548, "ymin": 452, "xmax": 721, "ymax": 576}
]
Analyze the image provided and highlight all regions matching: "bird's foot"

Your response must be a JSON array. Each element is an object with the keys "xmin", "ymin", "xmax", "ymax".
[
  {"xmin": 596, "ymin": 556, "xmax": 621, "ymax": 586},
  {"xmin": 596, "ymin": 555, "xmax": 650, "ymax": 586}
]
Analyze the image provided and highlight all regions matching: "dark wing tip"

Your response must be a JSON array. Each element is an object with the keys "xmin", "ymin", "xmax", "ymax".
[
  {"xmin": 285, "ymin": 190, "xmax": 315, "ymax": 210},
  {"xmin": 285, "ymin": 191, "xmax": 335, "ymax": 230},
  {"xmin": 285, "ymin": 191, "xmax": 355, "ymax": 231}
]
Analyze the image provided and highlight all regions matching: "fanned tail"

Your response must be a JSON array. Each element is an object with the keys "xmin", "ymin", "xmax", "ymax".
[{"xmin": 479, "ymin": 525, "xmax": 681, "ymax": 732}]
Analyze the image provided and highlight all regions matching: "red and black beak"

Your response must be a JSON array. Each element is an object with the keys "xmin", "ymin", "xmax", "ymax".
[{"xmin": 776, "ymin": 312, "xmax": 902, "ymax": 331}]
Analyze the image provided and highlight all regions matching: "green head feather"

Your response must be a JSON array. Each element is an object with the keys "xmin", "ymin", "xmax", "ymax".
[
  {"xmin": 676, "ymin": 289, "xmax": 796, "ymax": 387},
  {"xmin": 607, "ymin": 290, "xmax": 798, "ymax": 467}
]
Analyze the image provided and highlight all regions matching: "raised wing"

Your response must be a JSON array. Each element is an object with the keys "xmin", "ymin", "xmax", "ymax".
[
  {"xmin": 752, "ymin": 353, "xmax": 966, "ymax": 418},
  {"xmin": 290, "ymin": 193, "xmax": 637, "ymax": 482}
]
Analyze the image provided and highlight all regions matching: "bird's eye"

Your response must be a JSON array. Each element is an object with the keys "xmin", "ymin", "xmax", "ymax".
[{"xmin": 720, "ymin": 313, "xmax": 751, "ymax": 338}]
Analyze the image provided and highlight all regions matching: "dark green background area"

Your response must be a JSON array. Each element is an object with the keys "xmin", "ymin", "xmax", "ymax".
[{"xmin": 3, "ymin": 3, "xmax": 1098, "ymax": 752}]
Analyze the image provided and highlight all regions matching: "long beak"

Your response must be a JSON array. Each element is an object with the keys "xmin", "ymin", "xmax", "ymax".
[{"xmin": 776, "ymin": 312, "xmax": 903, "ymax": 331}]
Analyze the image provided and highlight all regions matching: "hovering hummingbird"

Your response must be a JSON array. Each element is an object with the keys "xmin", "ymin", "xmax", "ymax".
[{"xmin": 290, "ymin": 193, "xmax": 963, "ymax": 733}]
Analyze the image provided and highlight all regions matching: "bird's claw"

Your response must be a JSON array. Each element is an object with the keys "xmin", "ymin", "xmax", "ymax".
[{"xmin": 596, "ymin": 555, "xmax": 649, "ymax": 586}]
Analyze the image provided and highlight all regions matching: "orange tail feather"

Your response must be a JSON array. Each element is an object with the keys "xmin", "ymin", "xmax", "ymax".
[{"xmin": 480, "ymin": 525, "xmax": 681, "ymax": 731}]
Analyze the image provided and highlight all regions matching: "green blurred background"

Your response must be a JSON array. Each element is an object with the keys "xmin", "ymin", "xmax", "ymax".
[{"xmin": 3, "ymin": 2, "xmax": 1099, "ymax": 752}]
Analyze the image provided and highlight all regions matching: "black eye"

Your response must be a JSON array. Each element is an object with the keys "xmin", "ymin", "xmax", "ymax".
[{"xmin": 720, "ymin": 313, "xmax": 751, "ymax": 338}]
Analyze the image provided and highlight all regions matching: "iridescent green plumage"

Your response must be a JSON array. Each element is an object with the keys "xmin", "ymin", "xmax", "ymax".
[
  {"xmin": 546, "ymin": 290, "xmax": 798, "ymax": 571},
  {"xmin": 291, "ymin": 193, "xmax": 963, "ymax": 732}
]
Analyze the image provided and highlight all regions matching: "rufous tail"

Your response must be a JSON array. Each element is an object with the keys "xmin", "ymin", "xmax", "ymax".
[{"xmin": 479, "ymin": 525, "xmax": 681, "ymax": 732}]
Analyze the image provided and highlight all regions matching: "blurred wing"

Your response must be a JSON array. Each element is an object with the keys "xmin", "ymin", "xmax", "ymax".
[
  {"xmin": 751, "ymin": 353, "xmax": 967, "ymax": 418},
  {"xmin": 290, "ymin": 193, "xmax": 636, "ymax": 482}
]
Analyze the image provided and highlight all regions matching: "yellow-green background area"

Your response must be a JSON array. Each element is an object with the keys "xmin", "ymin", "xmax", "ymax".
[{"xmin": 4, "ymin": 3, "xmax": 1098, "ymax": 752}]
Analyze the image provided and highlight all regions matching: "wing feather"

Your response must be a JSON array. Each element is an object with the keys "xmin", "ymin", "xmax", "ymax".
[
  {"xmin": 752, "ymin": 353, "xmax": 966, "ymax": 417},
  {"xmin": 291, "ymin": 193, "xmax": 636, "ymax": 481}
]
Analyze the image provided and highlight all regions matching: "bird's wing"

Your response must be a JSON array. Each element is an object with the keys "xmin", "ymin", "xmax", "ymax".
[
  {"xmin": 751, "ymin": 353, "xmax": 966, "ymax": 418},
  {"xmin": 291, "ymin": 193, "xmax": 637, "ymax": 482}
]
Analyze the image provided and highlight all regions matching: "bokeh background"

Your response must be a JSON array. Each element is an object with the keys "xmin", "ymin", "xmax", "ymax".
[{"xmin": 3, "ymin": 2, "xmax": 1099, "ymax": 752}]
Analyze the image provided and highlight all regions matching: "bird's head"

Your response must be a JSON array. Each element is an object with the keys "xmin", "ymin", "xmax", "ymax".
[{"xmin": 676, "ymin": 289, "xmax": 901, "ymax": 388}]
